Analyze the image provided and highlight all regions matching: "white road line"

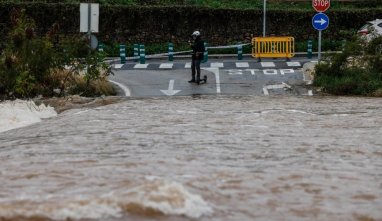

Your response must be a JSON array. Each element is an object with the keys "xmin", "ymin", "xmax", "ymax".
[
  {"xmin": 134, "ymin": 64, "xmax": 149, "ymax": 69},
  {"xmin": 185, "ymin": 62, "xmax": 191, "ymax": 68},
  {"xmin": 236, "ymin": 62, "xmax": 249, "ymax": 68},
  {"xmin": 108, "ymin": 80, "xmax": 131, "ymax": 97},
  {"xmin": 203, "ymin": 67, "xmax": 221, "ymax": 94},
  {"xmin": 159, "ymin": 63, "xmax": 174, "ymax": 69},
  {"xmin": 261, "ymin": 62, "xmax": 275, "ymax": 67},
  {"xmin": 263, "ymin": 88, "xmax": 269, "ymax": 95},
  {"xmin": 211, "ymin": 62, "xmax": 224, "ymax": 68},
  {"xmin": 286, "ymin": 62, "xmax": 301, "ymax": 67},
  {"xmin": 263, "ymin": 83, "xmax": 290, "ymax": 96},
  {"xmin": 113, "ymin": 64, "xmax": 124, "ymax": 69}
]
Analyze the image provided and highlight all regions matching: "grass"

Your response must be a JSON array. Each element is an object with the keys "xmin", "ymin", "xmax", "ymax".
[{"xmin": 47, "ymin": 68, "xmax": 116, "ymax": 97}]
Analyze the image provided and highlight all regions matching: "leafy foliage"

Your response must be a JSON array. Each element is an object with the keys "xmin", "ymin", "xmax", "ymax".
[
  {"xmin": 0, "ymin": 9, "xmax": 114, "ymax": 100},
  {"xmin": 314, "ymin": 36, "xmax": 382, "ymax": 96}
]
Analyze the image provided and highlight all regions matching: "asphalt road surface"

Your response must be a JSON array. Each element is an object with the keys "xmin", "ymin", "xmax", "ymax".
[{"xmin": 109, "ymin": 58, "xmax": 313, "ymax": 97}]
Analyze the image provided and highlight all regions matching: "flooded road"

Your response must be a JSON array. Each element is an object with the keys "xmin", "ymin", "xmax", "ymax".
[{"xmin": 1, "ymin": 96, "xmax": 381, "ymax": 221}]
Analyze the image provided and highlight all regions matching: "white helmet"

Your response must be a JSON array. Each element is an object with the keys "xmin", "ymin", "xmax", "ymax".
[{"xmin": 192, "ymin": 31, "xmax": 200, "ymax": 37}]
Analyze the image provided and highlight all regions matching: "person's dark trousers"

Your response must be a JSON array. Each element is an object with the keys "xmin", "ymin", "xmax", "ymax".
[{"xmin": 191, "ymin": 58, "xmax": 201, "ymax": 82}]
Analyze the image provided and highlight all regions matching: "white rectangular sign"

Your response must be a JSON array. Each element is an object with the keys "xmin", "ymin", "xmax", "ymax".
[{"xmin": 80, "ymin": 3, "xmax": 99, "ymax": 33}]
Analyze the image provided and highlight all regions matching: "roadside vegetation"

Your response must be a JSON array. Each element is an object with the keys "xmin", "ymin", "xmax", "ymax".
[
  {"xmin": 0, "ymin": 9, "xmax": 115, "ymax": 100},
  {"xmin": 314, "ymin": 36, "xmax": 382, "ymax": 96}
]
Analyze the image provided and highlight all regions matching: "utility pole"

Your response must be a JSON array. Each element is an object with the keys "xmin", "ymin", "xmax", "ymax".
[
  {"xmin": 87, "ymin": 3, "xmax": 91, "ymax": 48},
  {"xmin": 263, "ymin": 0, "xmax": 266, "ymax": 37}
]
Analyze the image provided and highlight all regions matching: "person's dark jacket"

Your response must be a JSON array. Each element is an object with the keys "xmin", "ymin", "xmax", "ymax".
[{"xmin": 191, "ymin": 37, "xmax": 205, "ymax": 60}]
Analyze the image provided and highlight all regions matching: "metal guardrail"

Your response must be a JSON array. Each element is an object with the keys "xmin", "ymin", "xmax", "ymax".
[
  {"xmin": 252, "ymin": 37, "xmax": 295, "ymax": 59},
  {"xmin": 105, "ymin": 43, "xmax": 252, "ymax": 64}
]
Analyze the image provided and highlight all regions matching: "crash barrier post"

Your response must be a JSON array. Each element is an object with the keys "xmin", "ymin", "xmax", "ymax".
[
  {"xmin": 98, "ymin": 43, "xmax": 104, "ymax": 53},
  {"xmin": 307, "ymin": 40, "xmax": 313, "ymax": 59},
  {"xmin": 252, "ymin": 37, "xmax": 294, "ymax": 61},
  {"xmin": 168, "ymin": 42, "xmax": 174, "ymax": 61},
  {"xmin": 134, "ymin": 44, "xmax": 139, "ymax": 62},
  {"xmin": 119, "ymin": 44, "xmax": 126, "ymax": 64},
  {"xmin": 139, "ymin": 44, "xmax": 146, "ymax": 64},
  {"xmin": 237, "ymin": 42, "xmax": 243, "ymax": 60},
  {"xmin": 203, "ymin": 42, "xmax": 208, "ymax": 63}
]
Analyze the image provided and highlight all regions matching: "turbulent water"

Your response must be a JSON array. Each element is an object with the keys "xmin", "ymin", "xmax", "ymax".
[{"xmin": 0, "ymin": 96, "xmax": 381, "ymax": 221}]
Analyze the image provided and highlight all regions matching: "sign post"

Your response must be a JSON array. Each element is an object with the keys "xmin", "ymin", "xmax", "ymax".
[
  {"xmin": 80, "ymin": 3, "xmax": 99, "ymax": 49},
  {"xmin": 263, "ymin": 0, "xmax": 267, "ymax": 37},
  {"xmin": 312, "ymin": 0, "xmax": 330, "ymax": 61},
  {"xmin": 312, "ymin": 13, "xmax": 329, "ymax": 61}
]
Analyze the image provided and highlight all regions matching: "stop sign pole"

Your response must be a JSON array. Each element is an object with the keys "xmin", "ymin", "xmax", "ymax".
[{"xmin": 312, "ymin": 0, "xmax": 330, "ymax": 61}]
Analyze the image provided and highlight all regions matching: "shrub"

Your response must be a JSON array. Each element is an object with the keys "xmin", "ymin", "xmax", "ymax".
[
  {"xmin": 0, "ymin": 9, "xmax": 114, "ymax": 100},
  {"xmin": 314, "ymin": 36, "xmax": 382, "ymax": 96}
]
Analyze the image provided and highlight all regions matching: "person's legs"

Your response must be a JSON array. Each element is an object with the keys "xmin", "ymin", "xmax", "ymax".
[
  {"xmin": 196, "ymin": 59, "xmax": 201, "ymax": 83},
  {"xmin": 189, "ymin": 58, "xmax": 196, "ymax": 83}
]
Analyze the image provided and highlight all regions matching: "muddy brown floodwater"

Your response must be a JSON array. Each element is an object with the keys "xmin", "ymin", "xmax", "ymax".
[{"xmin": 0, "ymin": 96, "xmax": 381, "ymax": 221}]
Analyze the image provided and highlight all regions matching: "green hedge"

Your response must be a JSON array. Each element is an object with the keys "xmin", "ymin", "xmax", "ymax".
[
  {"xmin": 1, "ymin": 0, "xmax": 381, "ymax": 9},
  {"xmin": 1, "ymin": 3, "xmax": 381, "ymax": 49}
]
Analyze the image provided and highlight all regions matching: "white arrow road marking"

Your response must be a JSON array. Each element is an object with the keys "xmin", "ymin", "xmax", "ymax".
[
  {"xmin": 314, "ymin": 18, "xmax": 327, "ymax": 25},
  {"xmin": 160, "ymin": 80, "xmax": 181, "ymax": 96},
  {"xmin": 202, "ymin": 67, "xmax": 221, "ymax": 94},
  {"xmin": 263, "ymin": 82, "xmax": 292, "ymax": 96}
]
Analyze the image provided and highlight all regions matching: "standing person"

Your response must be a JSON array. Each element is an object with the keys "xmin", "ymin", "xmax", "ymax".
[{"xmin": 188, "ymin": 31, "xmax": 205, "ymax": 84}]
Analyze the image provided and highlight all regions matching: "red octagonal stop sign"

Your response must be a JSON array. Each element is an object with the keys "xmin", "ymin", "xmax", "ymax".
[{"xmin": 312, "ymin": 0, "xmax": 330, "ymax": 12}]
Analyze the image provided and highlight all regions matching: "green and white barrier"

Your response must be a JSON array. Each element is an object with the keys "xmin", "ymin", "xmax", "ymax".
[
  {"xmin": 107, "ymin": 43, "xmax": 251, "ymax": 64},
  {"xmin": 98, "ymin": 43, "xmax": 104, "ymax": 53},
  {"xmin": 203, "ymin": 42, "xmax": 208, "ymax": 63},
  {"xmin": 120, "ymin": 44, "xmax": 126, "ymax": 64},
  {"xmin": 139, "ymin": 44, "xmax": 146, "ymax": 64},
  {"xmin": 237, "ymin": 42, "xmax": 243, "ymax": 60},
  {"xmin": 307, "ymin": 40, "xmax": 313, "ymax": 59},
  {"xmin": 168, "ymin": 42, "xmax": 174, "ymax": 61},
  {"xmin": 133, "ymin": 44, "xmax": 139, "ymax": 62}
]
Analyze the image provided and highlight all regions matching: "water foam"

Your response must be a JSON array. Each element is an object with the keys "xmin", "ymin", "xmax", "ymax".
[
  {"xmin": 120, "ymin": 180, "xmax": 213, "ymax": 218},
  {"xmin": 0, "ymin": 180, "xmax": 213, "ymax": 220},
  {"xmin": 0, "ymin": 99, "xmax": 57, "ymax": 133}
]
